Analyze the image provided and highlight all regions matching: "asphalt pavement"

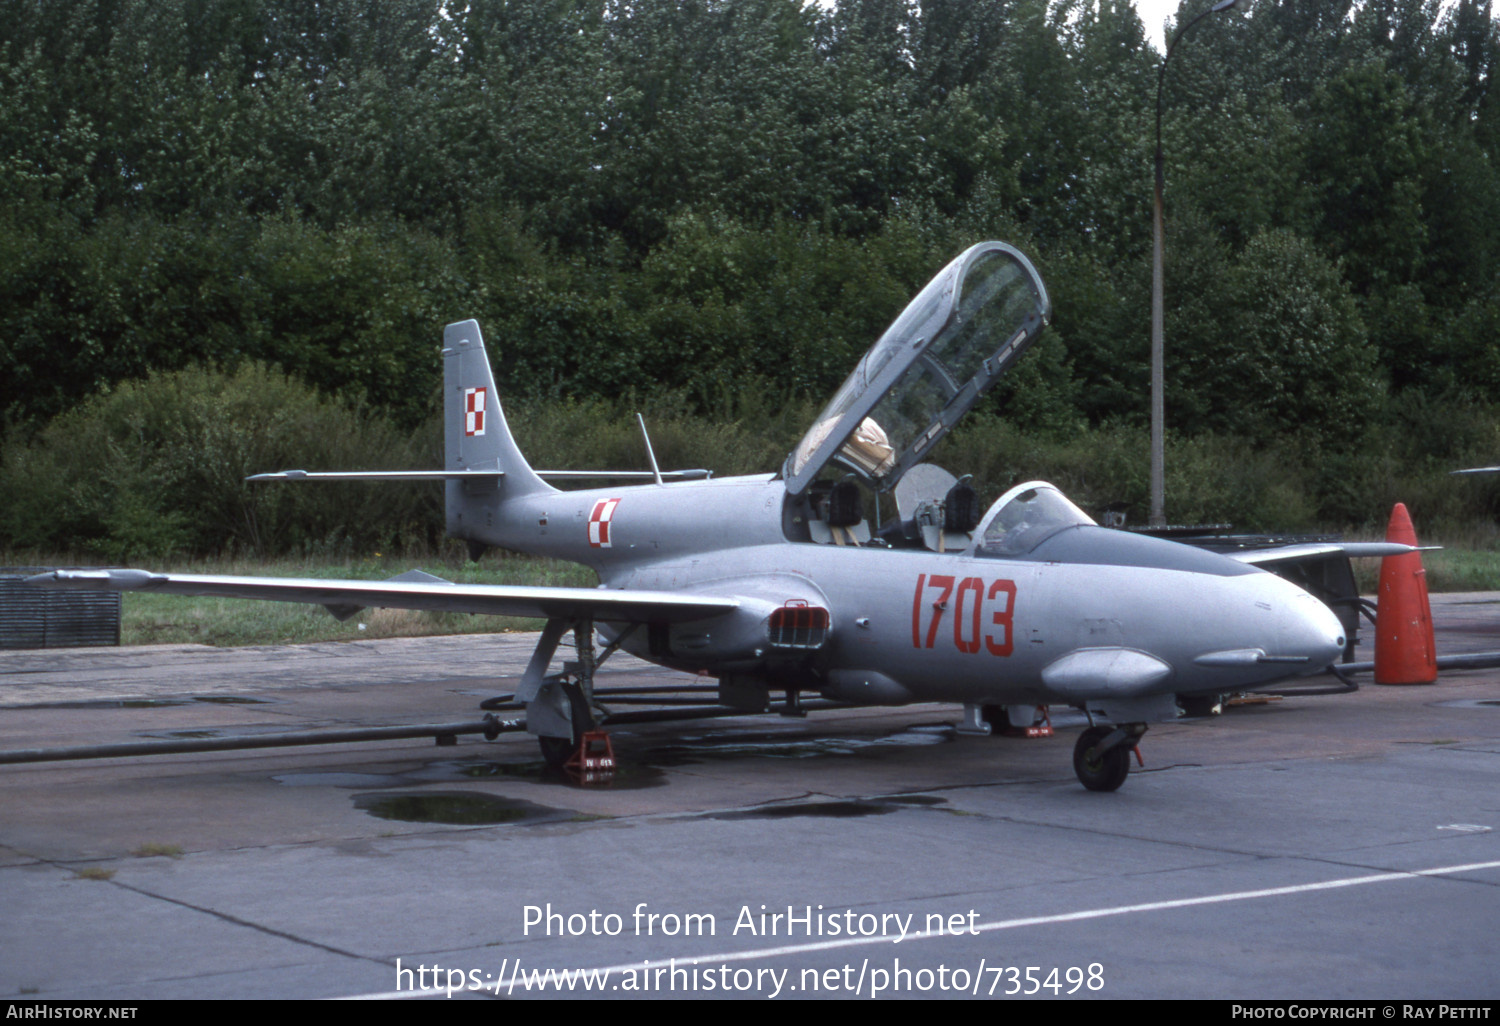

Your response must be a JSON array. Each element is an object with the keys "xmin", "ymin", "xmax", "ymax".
[{"xmin": 1, "ymin": 595, "xmax": 1498, "ymax": 1000}]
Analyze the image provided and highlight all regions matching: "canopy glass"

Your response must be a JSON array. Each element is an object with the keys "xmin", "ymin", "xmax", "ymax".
[{"xmin": 784, "ymin": 242, "xmax": 1050, "ymax": 497}]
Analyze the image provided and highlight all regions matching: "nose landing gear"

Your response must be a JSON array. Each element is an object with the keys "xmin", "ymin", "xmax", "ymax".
[{"xmin": 1073, "ymin": 723, "xmax": 1147, "ymax": 792}]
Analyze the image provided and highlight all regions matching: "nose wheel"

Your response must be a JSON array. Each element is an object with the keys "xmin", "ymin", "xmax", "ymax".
[{"xmin": 1072, "ymin": 724, "xmax": 1144, "ymax": 792}]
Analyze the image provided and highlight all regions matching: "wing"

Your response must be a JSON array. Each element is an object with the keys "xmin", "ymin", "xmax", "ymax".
[
  {"xmin": 27, "ymin": 569, "xmax": 737, "ymax": 624},
  {"xmin": 1226, "ymin": 542, "xmax": 1424, "ymax": 566}
]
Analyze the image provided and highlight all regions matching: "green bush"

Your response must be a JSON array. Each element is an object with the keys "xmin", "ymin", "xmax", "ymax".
[
  {"xmin": 0, "ymin": 363, "xmax": 438, "ymax": 559},
  {"xmin": 11, "ymin": 351, "xmax": 1500, "ymax": 560}
]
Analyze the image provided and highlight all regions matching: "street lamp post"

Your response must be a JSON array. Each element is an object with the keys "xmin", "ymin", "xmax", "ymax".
[{"xmin": 1150, "ymin": 0, "xmax": 1239, "ymax": 527}]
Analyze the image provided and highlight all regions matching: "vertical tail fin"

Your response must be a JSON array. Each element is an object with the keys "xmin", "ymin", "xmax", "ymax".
[{"xmin": 443, "ymin": 320, "xmax": 554, "ymax": 542}]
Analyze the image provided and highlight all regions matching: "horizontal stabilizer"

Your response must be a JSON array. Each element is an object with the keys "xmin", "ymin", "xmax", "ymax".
[
  {"xmin": 533, "ymin": 469, "xmax": 713, "ymax": 482},
  {"xmin": 247, "ymin": 470, "xmax": 502, "ymax": 483},
  {"xmin": 247, "ymin": 468, "xmax": 711, "ymax": 483}
]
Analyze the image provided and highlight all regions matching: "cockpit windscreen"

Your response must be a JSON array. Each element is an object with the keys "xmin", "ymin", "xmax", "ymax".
[{"xmin": 973, "ymin": 482, "xmax": 1095, "ymax": 557}]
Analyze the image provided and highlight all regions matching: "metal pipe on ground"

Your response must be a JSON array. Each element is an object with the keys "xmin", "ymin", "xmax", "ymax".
[
  {"xmin": 0, "ymin": 715, "xmax": 524, "ymax": 765},
  {"xmin": 0, "ymin": 700, "xmax": 854, "ymax": 764},
  {"xmin": 1333, "ymin": 651, "xmax": 1500, "ymax": 675}
]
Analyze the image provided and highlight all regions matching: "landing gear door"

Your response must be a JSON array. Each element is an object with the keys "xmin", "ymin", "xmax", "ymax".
[{"xmin": 782, "ymin": 242, "xmax": 1051, "ymax": 499}]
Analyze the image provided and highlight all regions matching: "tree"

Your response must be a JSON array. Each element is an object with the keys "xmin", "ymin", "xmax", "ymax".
[{"xmin": 1170, "ymin": 228, "xmax": 1381, "ymax": 445}]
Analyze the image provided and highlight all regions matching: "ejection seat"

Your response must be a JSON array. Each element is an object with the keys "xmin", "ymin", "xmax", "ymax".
[
  {"xmin": 877, "ymin": 465, "xmax": 981, "ymax": 552},
  {"xmin": 807, "ymin": 478, "xmax": 871, "ymax": 546}
]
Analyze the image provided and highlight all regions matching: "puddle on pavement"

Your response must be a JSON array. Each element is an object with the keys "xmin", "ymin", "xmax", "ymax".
[
  {"xmin": 271, "ymin": 757, "xmax": 663, "ymax": 792},
  {"xmin": 275, "ymin": 722, "xmax": 956, "ymax": 803},
  {"xmin": 1434, "ymin": 699, "xmax": 1500, "ymax": 709},
  {"xmin": 644, "ymin": 723, "xmax": 954, "ymax": 766},
  {"xmin": 354, "ymin": 791, "xmax": 567, "ymax": 825},
  {"xmin": 705, "ymin": 794, "xmax": 950, "ymax": 821},
  {"xmin": 407, "ymin": 758, "xmax": 665, "ymax": 790},
  {"xmin": 274, "ymin": 772, "xmax": 406, "ymax": 788},
  {"xmin": 23, "ymin": 696, "xmax": 270, "ymax": 710},
  {"xmin": 23, "ymin": 698, "xmax": 193, "ymax": 710}
]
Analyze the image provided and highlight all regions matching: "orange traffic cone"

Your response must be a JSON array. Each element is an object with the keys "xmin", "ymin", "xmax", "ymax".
[{"xmin": 1373, "ymin": 503, "xmax": 1437, "ymax": 685}]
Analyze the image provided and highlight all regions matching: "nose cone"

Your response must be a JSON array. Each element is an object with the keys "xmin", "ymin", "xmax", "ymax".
[
  {"xmin": 1189, "ymin": 573, "xmax": 1346, "ymax": 690},
  {"xmin": 1270, "ymin": 578, "xmax": 1347, "ymax": 673}
]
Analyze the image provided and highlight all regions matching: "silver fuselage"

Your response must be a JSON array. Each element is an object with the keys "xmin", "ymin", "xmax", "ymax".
[{"xmin": 451, "ymin": 473, "xmax": 1346, "ymax": 708}]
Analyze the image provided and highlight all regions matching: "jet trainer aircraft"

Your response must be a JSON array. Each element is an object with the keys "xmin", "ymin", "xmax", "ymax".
[{"xmin": 34, "ymin": 242, "xmax": 1384, "ymax": 790}]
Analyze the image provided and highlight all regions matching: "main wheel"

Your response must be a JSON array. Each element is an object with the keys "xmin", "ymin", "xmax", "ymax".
[
  {"xmin": 538, "ymin": 682, "xmax": 592, "ymax": 770},
  {"xmin": 1073, "ymin": 725, "xmax": 1130, "ymax": 792}
]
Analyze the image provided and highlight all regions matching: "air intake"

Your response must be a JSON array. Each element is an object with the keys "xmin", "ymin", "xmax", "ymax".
[{"xmin": 768, "ymin": 603, "xmax": 829, "ymax": 649}]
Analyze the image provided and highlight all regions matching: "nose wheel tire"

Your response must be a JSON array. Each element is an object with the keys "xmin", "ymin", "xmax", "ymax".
[{"xmin": 1073, "ymin": 725, "xmax": 1130, "ymax": 792}]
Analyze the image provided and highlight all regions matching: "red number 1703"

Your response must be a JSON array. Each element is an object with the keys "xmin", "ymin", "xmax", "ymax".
[{"xmin": 911, "ymin": 574, "xmax": 1016, "ymax": 657}]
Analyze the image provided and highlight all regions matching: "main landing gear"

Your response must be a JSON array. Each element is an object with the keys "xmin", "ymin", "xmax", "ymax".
[
  {"xmin": 521, "ymin": 616, "xmax": 640, "ymax": 772},
  {"xmin": 537, "ymin": 680, "xmax": 592, "ymax": 770},
  {"xmin": 1072, "ymin": 723, "xmax": 1147, "ymax": 792}
]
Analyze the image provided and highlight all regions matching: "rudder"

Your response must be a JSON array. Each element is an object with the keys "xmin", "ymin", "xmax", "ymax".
[{"xmin": 443, "ymin": 321, "xmax": 553, "ymax": 541}]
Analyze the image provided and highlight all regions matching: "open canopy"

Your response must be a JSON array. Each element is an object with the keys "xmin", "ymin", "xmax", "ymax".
[{"xmin": 783, "ymin": 241, "xmax": 1051, "ymax": 497}]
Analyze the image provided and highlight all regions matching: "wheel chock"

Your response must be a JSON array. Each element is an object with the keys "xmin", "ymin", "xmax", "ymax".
[
  {"xmin": 1003, "ymin": 705, "xmax": 1053, "ymax": 739},
  {"xmin": 564, "ymin": 730, "xmax": 616, "ymax": 774}
]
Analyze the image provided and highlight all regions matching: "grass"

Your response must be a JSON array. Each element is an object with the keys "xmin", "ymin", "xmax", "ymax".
[
  {"xmin": 1417, "ymin": 546, "xmax": 1500, "ymax": 593},
  {"xmin": 73, "ymin": 867, "xmax": 115, "ymax": 881},
  {"xmin": 111, "ymin": 553, "xmax": 597, "ymax": 647},
  {"xmin": 1347, "ymin": 525, "xmax": 1500, "ymax": 594}
]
